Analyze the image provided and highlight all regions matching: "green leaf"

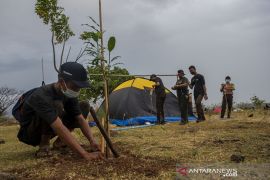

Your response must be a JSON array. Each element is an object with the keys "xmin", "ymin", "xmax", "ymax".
[
  {"xmin": 108, "ymin": 36, "xmax": 116, "ymax": 52},
  {"xmin": 111, "ymin": 56, "xmax": 121, "ymax": 62},
  {"xmin": 35, "ymin": 0, "xmax": 74, "ymax": 44},
  {"xmin": 79, "ymin": 65, "xmax": 133, "ymax": 102},
  {"xmin": 91, "ymin": 32, "xmax": 99, "ymax": 42}
]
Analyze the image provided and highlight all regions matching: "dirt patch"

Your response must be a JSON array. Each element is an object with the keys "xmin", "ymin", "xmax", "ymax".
[
  {"xmin": 7, "ymin": 142, "xmax": 177, "ymax": 179},
  {"xmin": 230, "ymin": 154, "xmax": 245, "ymax": 163},
  {"xmin": 0, "ymin": 139, "xmax": 5, "ymax": 144},
  {"xmin": 200, "ymin": 138, "xmax": 242, "ymax": 146},
  {"xmin": 213, "ymin": 139, "xmax": 241, "ymax": 144},
  {"xmin": 0, "ymin": 172, "xmax": 17, "ymax": 180},
  {"xmin": 230, "ymin": 125, "xmax": 248, "ymax": 129}
]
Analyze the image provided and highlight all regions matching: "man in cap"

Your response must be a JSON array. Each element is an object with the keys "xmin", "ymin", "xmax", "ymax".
[
  {"xmin": 150, "ymin": 74, "xmax": 166, "ymax": 125},
  {"xmin": 15, "ymin": 62, "xmax": 103, "ymax": 160},
  {"xmin": 220, "ymin": 76, "xmax": 235, "ymax": 119},
  {"xmin": 189, "ymin": 65, "xmax": 208, "ymax": 122},
  {"xmin": 172, "ymin": 70, "xmax": 190, "ymax": 125}
]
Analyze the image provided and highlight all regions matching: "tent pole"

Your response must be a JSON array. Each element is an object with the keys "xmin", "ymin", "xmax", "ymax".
[{"xmin": 89, "ymin": 74, "xmax": 178, "ymax": 77}]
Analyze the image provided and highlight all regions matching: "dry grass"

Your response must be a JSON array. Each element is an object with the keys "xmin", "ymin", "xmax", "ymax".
[{"xmin": 0, "ymin": 110, "xmax": 270, "ymax": 179}]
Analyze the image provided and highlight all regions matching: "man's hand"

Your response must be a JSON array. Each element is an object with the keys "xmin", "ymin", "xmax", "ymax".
[
  {"xmin": 51, "ymin": 117, "xmax": 91, "ymax": 158},
  {"xmin": 83, "ymin": 152, "xmax": 104, "ymax": 161},
  {"xmin": 90, "ymin": 140, "xmax": 100, "ymax": 152}
]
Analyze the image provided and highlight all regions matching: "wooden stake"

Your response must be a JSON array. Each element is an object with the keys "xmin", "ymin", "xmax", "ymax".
[
  {"xmin": 98, "ymin": 0, "xmax": 110, "ymax": 158},
  {"xmin": 90, "ymin": 107, "xmax": 119, "ymax": 158}
]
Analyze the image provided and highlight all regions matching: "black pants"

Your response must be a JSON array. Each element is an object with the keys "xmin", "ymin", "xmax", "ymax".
[
  {"xmin": 221, "ymin": 94, "xmax": 233, "ymax": 118},
  {"xmin": 156, "ymin": 95, "xmax": 166, "ymax": 123},
  {"xmin": 17, "ymin": 101, "xmax": 89, "ymax": 146},
  {"xmin": 178, "ymin": 94, "xmax": 188, "ymax": 122},
  {"xmin": 188, "ymin": 101, "xmax": 194, "ymax": 116},
  {"xmin": 194, "ymin": 94, "xmax": 206, "ymax": 120}
]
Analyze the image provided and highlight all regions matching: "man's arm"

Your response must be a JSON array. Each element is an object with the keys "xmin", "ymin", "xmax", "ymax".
[
  {"xmin": 200, "ymin": 75, "xmax": 208, "ymax": 100},
  {"xmin": 203, "ymin": 85, "xmax": 208, "ymax": 100},
  {"xmin": 175, "ymin": 83, "xmax": 189, "ymax": 88},
  {"xmin": 153, "ymin": 81, "xmax": 160, "ymax": 88},
  {"xmin": 51, "ymin": 117, "xmax": 102, "ymax": 160},
  {"xmin": 173, "ymin": 78, "xmax": 189, "ymax": 89},
  {"xmin": 220, "ymin": 84, "xmax": 225, "ymax": 92},
  {"xmin": 76, "ymin": 114, "xmax": 99, "ymax": 149}
]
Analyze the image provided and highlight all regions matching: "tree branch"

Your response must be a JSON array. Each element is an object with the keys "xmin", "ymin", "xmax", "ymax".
[
  {"xmin": 60, "ymin": 38, "xmax": 66, "ymax": 66},
  {"xmin": 65, "ymin": 46, "xmax": 71, "ymax": 62},
  {"xmin": 75, "ymin": 44, "xmax": 88, "ymax": 62},
  {"xmin": 52, "ymin": 32, "xmax": 60, "ymax": 73}
]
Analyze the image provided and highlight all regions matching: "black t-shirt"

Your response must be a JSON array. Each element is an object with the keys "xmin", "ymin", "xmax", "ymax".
[
  {"xmin": 175, "ymin": 77, "xmax": 189, "ymax": 96},
  {"xmin": 153, "ymin": 77, "xmax": 166, "ymax": 97},
  {"xmin": 21, "ymin": 83, "xmax": 81, "ymax": 126},
  {"xmin": 191, "ymin": 74, "xmax": 206, "ymax": 96}
]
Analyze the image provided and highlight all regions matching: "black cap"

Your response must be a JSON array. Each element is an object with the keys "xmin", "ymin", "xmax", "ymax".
[
  {"xmin": 150, "ymin": 74, "xmax": 157, "ymax": 81},
  {"xmin": 59, "ymin": 62, "xmax": 90, "ymax": 88},
  {"xmin": 225, "ymin": 76, "xmax": 231, "ymax": 80},
  {"xmin": 178, "ymin": 70, "xmax": 185, "ymax": 75}
]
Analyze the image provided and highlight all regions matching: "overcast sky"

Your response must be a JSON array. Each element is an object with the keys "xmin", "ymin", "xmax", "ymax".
[{"xmin": 0, "ymin": 0, "xmax": 269, "ymax": 105}]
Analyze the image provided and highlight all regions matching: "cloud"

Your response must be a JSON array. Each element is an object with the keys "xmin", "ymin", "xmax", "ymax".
[{"xmin": 0, "ymin": 0, "xmax": 269, "ymax": 104}]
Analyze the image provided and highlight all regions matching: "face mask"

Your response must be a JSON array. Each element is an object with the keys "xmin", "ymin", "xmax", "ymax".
[
  {"xmin": 61, "ymin": 81, "xmax": 80, "ymax": 98},
  {"xmin": 225, "ymin": 79, "xmax": 231, "ymax": 83}
]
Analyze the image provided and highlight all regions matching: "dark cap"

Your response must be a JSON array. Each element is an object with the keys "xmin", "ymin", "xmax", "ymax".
[
  {"xmin": 150, "ymin": 74, "xmax": 157, "ymax": 81},
  {"xmin": 59, "ymin": 62, "xmax": 90, "ymax": 88},
  {"xmin": 225, "ymin": 76, "xmax": 231, "ymax": 80},
  {"xmin": 178, "ymin": 70, "xmax": 185, "ymax": 75}
]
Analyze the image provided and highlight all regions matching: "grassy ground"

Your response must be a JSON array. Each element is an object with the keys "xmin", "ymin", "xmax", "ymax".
[{"xmin": 0, "ymin": 110, "xmax": 270, "ymax": 179}]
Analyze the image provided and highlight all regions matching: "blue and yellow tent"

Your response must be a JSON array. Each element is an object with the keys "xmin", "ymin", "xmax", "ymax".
[{"xmin": 97, "ymin": 78, "xmax": 196, "ymax": 126}]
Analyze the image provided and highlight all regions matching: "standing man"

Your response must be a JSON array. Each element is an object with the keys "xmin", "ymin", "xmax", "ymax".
[
  {"xmin": 172, "ymin": 70, "xmax": 189, "ymax": 125},
  {"xmin": 189, "ymin": 65, "xmax": 208, "ymax": 122},
  {"xmin": 13, "ymin": 62, "xmax": 103, "ymax": 160},
  {"xmin": 150, "ymin": 74, "xmax": 166, "ymax": 125},
  {"xmin": 220, "ymin": 76, "xmax": 235, "ymax": 119}
]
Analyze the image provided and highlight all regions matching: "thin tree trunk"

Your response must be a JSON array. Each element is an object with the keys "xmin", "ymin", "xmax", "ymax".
[
  {"xmin": 60, "ymin": 39, "xmax": 66, "ymax": 66},
  {"xmin": 51, "ymin": 32, "xmax": 59, "ymax": 73},
  {"xmin": 99, "ymin": 0, "xmax": 110, "ymax": 158}
]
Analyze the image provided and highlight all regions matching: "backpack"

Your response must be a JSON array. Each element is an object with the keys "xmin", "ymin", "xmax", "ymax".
[{"xmin": 12, "ymin": 88, "xmax": 38, "ymax": 122}]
